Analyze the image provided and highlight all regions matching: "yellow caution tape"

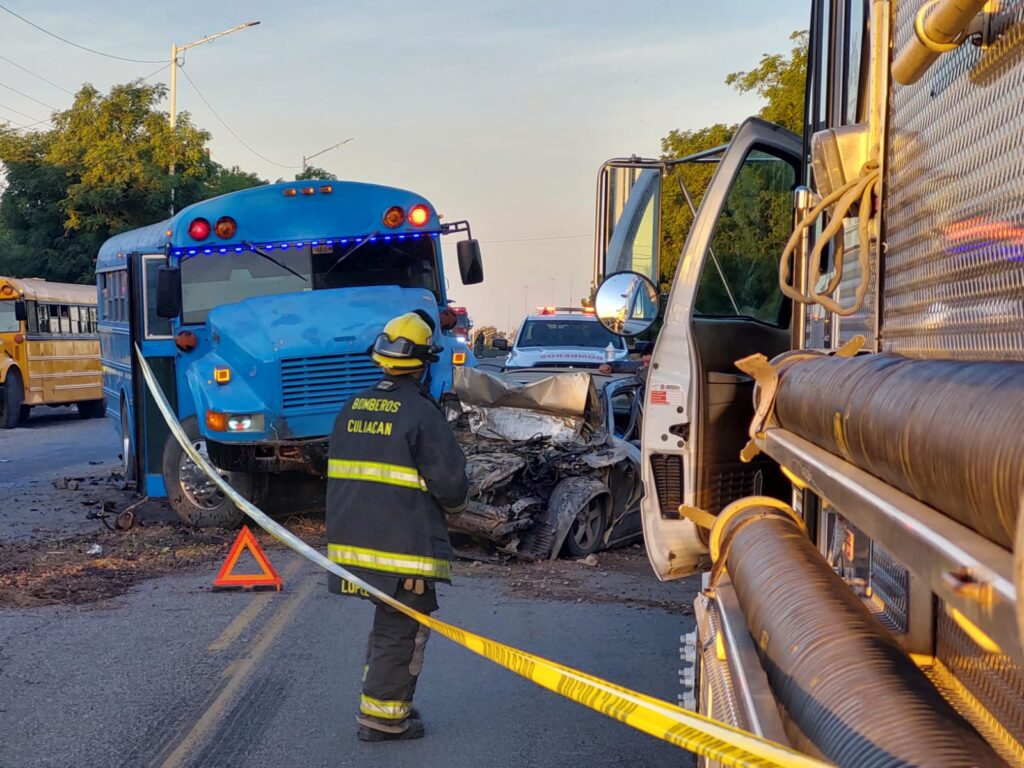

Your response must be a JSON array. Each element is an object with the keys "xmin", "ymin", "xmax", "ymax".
[{"xmin": 135, "ymin": 346, "xmax": 829, "ymax": 768}]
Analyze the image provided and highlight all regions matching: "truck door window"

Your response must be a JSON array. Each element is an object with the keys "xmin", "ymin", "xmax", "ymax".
[{"xmin": 694, "ymin": 149, "xmax": 797, "ymax": 326}]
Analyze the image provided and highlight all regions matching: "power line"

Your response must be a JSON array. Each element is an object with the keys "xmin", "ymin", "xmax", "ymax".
[
  {"xmin": 480, "ymin": 233, "xmax": 591, "ymax": 244},
  {"xmin": 0, "ymin": 100, "xmax": 44, "ymax": 122},
  {"xmin": 0, "ymin": 79, "xmax": 59, "ymax": 111},
  {"xmin": 177, "ymin": 66, "xmax": 298, "ymax": 169},
  {"xmin": 0, "ymin": 54, "xmax": 74, "ymax": 95},
  {"xmin": 0, "ymin": 4, "xmax": 164, "ymax": 64},
  {"xmin": 0, "ymin": 113, "xmax": 28, "ymax": 128},
  {"xmin": 141, "ymin": 63, "xmax": 170, "ymax": 81}
]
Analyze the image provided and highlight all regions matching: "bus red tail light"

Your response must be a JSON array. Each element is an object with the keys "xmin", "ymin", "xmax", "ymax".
[
  {"xmin": 188, "ymin": 218, "xmax": 211, "ymax": 240},
  {"xmin": 408, "ymin": 204, "xmax": 430, "ymax": 227},
  {"xmin": 383, "ymin": 206, "xmax": 405, "ymax": 228},
  {"xmin": 215, "ymin": 217, "xmax": 237, "ymax": 239}
]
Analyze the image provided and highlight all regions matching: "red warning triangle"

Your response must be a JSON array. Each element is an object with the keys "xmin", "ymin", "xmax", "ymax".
[{"xmin": 213, "ymin": 525, "xmax": 282, "ymax": 591}]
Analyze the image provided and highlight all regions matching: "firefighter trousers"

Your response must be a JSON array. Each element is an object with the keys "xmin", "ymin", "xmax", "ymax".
[{"xmin": 358, "ymin": 579, "xmax": 437, "ymax": 727}]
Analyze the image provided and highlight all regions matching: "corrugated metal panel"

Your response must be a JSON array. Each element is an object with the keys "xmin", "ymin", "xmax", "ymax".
[
  {"xmin": 280, "ymin": 354, "xmax": 380, "ymax": 414},
  {"xmin": 883, "ymin": 0, "xmax": 1024, "ymax": 359}
]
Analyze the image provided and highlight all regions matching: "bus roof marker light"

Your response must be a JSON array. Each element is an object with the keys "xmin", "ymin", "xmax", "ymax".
[
  {"xmin": 383, "ymin": 206, "xmax": 405, "ymax": 229},
  {"xmin": 301, "ymin": 187, "xmax": 315, "ymax": 196},
  {"xmin": 188, "ymin": 217, "xmax": 211, "ymax": 240},
  {"xmin": 283, "ymin": 188, "xmax": 297, "ymax": 197},
  {"xmin": 215, "ymin": 216, "xmax": 237, "ymax": 239},
  {"xmin": 320, "ymin": 185, "xmax": 333, "ymax": 194},
  {"xmin": 408, "ymin": 204, "xmax": 430, "ymax": 227}
]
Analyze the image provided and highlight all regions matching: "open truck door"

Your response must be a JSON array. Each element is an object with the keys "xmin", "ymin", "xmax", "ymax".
[{"xmin": 631, "ymin": 118, "xmax": 801, "ymax": 579}]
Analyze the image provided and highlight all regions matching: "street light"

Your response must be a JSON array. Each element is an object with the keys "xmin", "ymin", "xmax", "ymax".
[
  {"xmin": 302, "ymin": 138, "xmax": 354, "ymax": 172},
  {"xmin": 169, "ymin": 21, "xmax": 260, "ymax": 130},
  {"xmin": 168, "ymin": 21, "xmax": 260, "ymax": 213}
]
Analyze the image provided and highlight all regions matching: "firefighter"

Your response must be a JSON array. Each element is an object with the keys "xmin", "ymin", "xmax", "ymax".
[{"xmin": 326, "ymin": 311, "xmax": 469, "ymax": 742}]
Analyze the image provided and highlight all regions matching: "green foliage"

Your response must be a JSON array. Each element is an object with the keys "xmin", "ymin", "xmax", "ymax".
[
  {"xmin": 725, "ymin": 30, "xmax": 808, "ymax": 135},
  {"xmin": 295, "ymin": 165, "xmax": 336, "ymax": 181},
  {"xmin": 0, "ymin": 80, "xmax": 265, "ymax": 284}
]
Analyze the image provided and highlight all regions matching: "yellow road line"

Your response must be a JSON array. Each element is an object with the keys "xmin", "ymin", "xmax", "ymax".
[
  {"xmin": 206, "ymin": 559, "xmax": 302, "ymax": 653},
  {"xmin": 156, "ymin": 573, "xmax": 316, "ymax": 768}
]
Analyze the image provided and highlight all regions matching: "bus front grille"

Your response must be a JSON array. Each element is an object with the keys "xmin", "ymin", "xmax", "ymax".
[{"xmin": 280, "ymin": 354, "xmax": 382, "ymax": 413}]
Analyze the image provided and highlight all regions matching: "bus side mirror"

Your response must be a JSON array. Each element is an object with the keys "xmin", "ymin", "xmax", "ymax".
[
  {"xmin": 492, "ymin": 338, "xmax": 509, "ymax": 351},
  {"xmin": 457, "ymin": 239, "xmax": 483, "ymax": 285},
  {"xmin": 156, "ymin": 267, "xmax": 182, "ymax": 319},
  {"xmin": 13, "ymin": 300, "xmax": 27, "ymax": 322}
]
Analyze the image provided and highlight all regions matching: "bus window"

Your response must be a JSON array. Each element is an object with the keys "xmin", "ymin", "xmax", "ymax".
[
  {"xmin": 70, "ymin": 306, "xmax": 82, "ymax": 334},
  {"xmin": 0, "ymin": 301, "xmax": 18, "ymax": 332},
  {"xmin": 312, "ymin": 239, "xmax": 440, "ymax": 299},
  {"xmin": 143, "ymin": 256, "xmax": 173, "ymax": 338},
  {"xmin": 180, "ymin": 248, "xmax": 311, "ymax": 324},
  {"xmin": 88, "ymin": 307, "xmax": 97, "ymax": 334}
]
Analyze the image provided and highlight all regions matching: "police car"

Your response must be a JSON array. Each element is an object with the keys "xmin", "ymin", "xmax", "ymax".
[{"xmin": 502, "ymin": 306, "xmax": 629, "ymax": 369}]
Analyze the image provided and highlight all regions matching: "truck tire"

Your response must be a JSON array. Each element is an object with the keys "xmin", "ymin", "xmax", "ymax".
[
  {"xmin": 77, "ymin": 399, "xmax": 106, "ymax": 419},
  {"xmin": 0, "ymin": 371, "xmax": 24, "ymax": 429},
  {"xmin": 162, "ymin": 416, "xmax": 261, "ymax": 528}
]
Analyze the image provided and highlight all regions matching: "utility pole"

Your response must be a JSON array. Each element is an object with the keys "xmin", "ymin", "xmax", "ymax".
[
  {"xmin": 169, "ymin": 21, "xmax": 260, "ymax": 213},
  {"xmin": 302, "ymin": 138, "xmax": 354, "ymax": 173}
]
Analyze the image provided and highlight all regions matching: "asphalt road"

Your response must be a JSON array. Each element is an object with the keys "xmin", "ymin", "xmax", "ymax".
[
  {"xmin": 0, "ymin": 550, "xmax": 699, "ymax": 768},
  {"xmin": 0, "ymin": 407, "xmax": 123, "ymax": 539},
  {"xmin": 0, "ymin": 409, "xmax": 702, "ymax": 768}
]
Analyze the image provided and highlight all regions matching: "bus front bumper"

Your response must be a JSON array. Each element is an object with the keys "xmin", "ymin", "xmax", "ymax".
[{"xmin": 207, "ymin": 437, "xmax": 328, "ymax": 477}]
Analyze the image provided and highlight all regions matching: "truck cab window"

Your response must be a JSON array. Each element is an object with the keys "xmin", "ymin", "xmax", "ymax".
[{"xmin": 694, "ymin": 149, "xmax": 797, "ymax": 326}]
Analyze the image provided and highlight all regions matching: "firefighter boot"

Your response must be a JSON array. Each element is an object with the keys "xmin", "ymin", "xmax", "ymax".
[{"xmin": 356, "ymin": 715, "xmax": 425, "ymax": 742}]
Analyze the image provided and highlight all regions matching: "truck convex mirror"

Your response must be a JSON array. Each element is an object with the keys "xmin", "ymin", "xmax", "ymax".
[
  {"xmin": 156, "ymin": 266, "xmax": 182, "ymax": 319},
  {"xmin": 492, "ymin": 337, "xmax": 509, "ymax": 351},
  {"xmin": 457, "ymin": 239, "xmax": 484, "ymax": 285},
  {"xmin": 594, "ymin": 271, "xmax": 660, "ymax": 337},
  {"xmin": 13, "ymin": 300, "xmax": 27, "ymax": 322}
]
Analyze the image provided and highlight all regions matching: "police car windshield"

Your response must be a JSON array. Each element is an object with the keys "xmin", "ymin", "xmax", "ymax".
[{"xmin": 517, "ymin": 319, "xmax": 625, "ymax": 349}]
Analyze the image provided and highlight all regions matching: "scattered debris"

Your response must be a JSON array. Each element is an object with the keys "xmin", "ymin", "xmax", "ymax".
[
  {"xmin": 86, "ymin": 544, "xmax": 103, "ymax": 556},
  {"xmin": 578, "ymin": 554, "xmax": 600, "ymax": 567}
]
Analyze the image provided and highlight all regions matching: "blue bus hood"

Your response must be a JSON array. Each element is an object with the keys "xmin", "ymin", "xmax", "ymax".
[
  {"xmin": 208, "ymin": 285, "xmax": 439, "ymax": 361},
  {"xmin": 185, "ymin": 286, "xmax": 442, "ymax": 440}
]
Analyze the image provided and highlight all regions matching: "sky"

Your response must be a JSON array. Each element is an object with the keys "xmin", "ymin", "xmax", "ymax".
[{"xmin": 0, "ymin": 0, "xmax": 810, "ymax": 333}]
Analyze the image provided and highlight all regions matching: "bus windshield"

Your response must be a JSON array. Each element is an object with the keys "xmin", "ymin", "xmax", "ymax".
[
  {"xmin": 180, "ymin": 238, "xmax": 440, "ymax": 324},
  {"xmin": 0, "ymin": 301, "xmax": 19, "ymax": 333}
]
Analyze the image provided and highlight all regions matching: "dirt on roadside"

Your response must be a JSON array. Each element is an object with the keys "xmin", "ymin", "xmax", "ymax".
[{"xmin": 0, "ymin": 516, "xmax": 326, "ymax": 608}]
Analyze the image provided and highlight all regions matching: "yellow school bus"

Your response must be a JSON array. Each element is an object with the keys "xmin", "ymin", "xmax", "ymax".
[{"xmin": 0, "ymin": 276, "xmax": 104, "ymax": 428}]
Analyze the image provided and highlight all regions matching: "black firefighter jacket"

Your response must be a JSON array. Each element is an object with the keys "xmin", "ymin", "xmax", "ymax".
[{"xmin": 326, "ymin": 374, "xmax": 469, "ymax": 590}]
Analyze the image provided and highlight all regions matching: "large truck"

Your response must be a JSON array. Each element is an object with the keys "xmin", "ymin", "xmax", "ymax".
[{"xmin": 591, "ymin": 1, "xmax": 1023, "ymax": 764}]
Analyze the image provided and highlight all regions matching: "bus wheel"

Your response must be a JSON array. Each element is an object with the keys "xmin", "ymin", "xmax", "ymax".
[
  {"xmin": 162, "ymin": 416, "xmax": 245, "ymax": 528},
  {"xmin": 77, "ymin": 399, "xmax": 106, "ymax": 419},
  {"xmin": 19, "ymin": 405, "xmax": 31, "ymax": 423},
  {"xmin": 0, "ymin": 371, "xmax": 24, "ymax": 429}
]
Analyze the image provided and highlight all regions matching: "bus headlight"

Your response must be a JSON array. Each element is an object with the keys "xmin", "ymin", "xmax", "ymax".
[{"xmin": 206, "ymin": 411, "xmax": 265, "ymax": 433}]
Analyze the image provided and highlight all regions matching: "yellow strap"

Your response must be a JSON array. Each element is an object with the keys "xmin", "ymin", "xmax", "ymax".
[
  {"xmin": 327, "ymin": 459, "xmax": 426, "ymax": 491},
  {"xmin": 329, "ymin": 543, "xmax": 451, "ymax": 580}
]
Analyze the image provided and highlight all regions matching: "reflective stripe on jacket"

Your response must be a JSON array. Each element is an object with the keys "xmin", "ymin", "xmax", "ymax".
[{"xmin": 326, "ymin": 374, "xmax": 468, "ymax": 583}]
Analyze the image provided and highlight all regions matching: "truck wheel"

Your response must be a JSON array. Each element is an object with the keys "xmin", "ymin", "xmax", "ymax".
[
  {"xmin": 563, "ymin": 497, "xmax": 607, "ymax": 558},
  {"xmin": 162, "ymin": 416, "xmax": 249, "ymax": 528},
  {"xmin": 0, "ymin": 371, "xmax": 24, "ymax": 429},
  {"xmin": 77, "ymin": 399, "xmax": 106, "ymax": 419}
]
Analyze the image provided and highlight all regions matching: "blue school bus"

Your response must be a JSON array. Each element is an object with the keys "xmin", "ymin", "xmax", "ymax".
[{"xmin": 97, "ymin": 180, "xmax": 483, "ymax": 526}]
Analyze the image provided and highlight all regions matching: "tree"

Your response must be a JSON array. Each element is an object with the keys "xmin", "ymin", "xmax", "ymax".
[
  {"xmin": 0, "ymin": 81, "xmax": 264, "ymax": 283},
  {"xmin": 725, "ymin": 30, "xmax": 808, "ymax": 135},
  {"xmin": 295, "ymin": 165, "xmax": 336, "ymax": 181}
]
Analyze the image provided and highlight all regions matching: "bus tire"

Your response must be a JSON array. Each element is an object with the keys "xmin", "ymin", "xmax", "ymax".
[
  {"xmin": 77, "ymin": 399, "xmax": 106, "ymax": 419},
  {"xmin": 162, "ymin": 416, "xmax": 248, "ymax": 529},
  {"xmin": 19, "ymin": 404, "xmax": 31, "ymax": 423},
  {"xmin": 0, "ymin": 370, "xmax": 24, "ymax": 429}
]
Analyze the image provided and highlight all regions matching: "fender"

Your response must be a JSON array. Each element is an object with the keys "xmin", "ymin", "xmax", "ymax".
[{"xmin": 0, "ymin": 356, "xmax": 19, "ymax": 384}]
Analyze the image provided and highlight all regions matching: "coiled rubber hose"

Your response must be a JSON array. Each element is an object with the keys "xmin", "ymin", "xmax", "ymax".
[
  {"xmin": 771, "ymin": 353, "xmax": 1024, "ymax": 549},
  {"xmin": 722, "ymin": 506, "xmax": 1009, "ymax": 767}
]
